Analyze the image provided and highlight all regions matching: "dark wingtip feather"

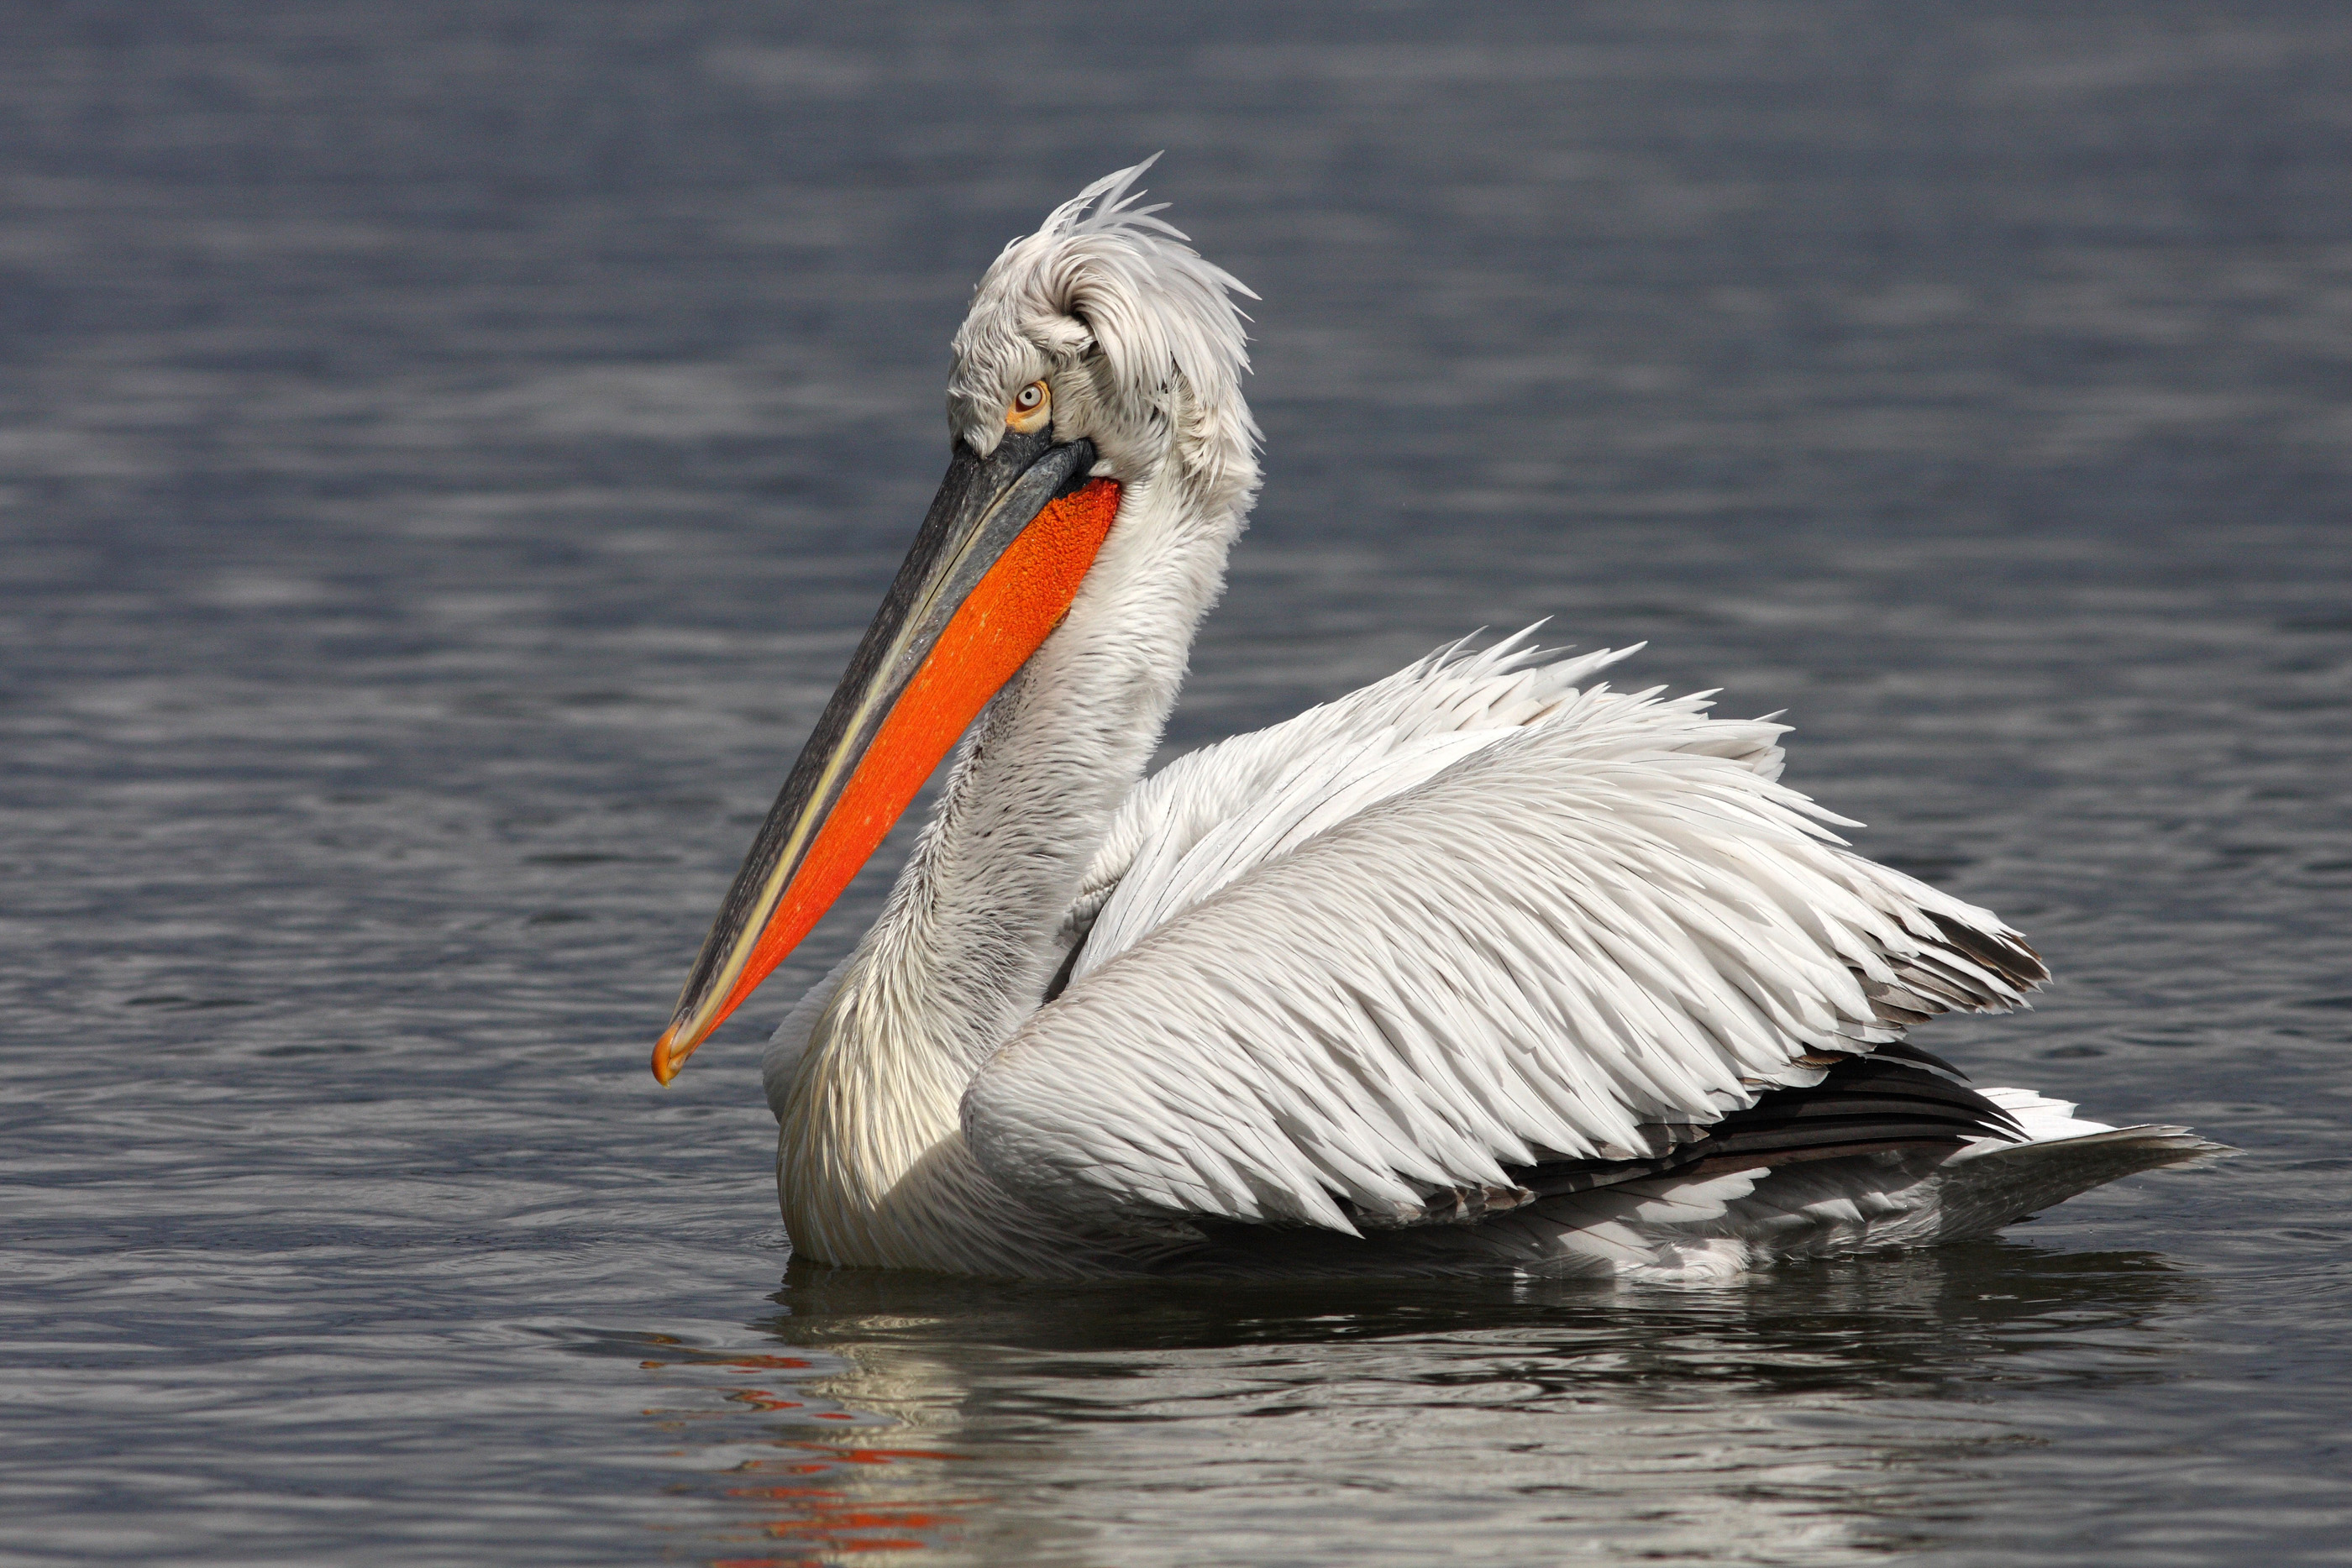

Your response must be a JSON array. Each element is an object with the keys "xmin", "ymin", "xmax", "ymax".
[
  {"xmin": 1868, "ymin": 1038, "xmax": 1970, "ymax": 1078},
  {"xmin": 1498, "ymin": 1057, "xmax": 2024, "ymax": 1209},
  {"xmin": 1925, "ymin": 910, "xmax": 2049, "ymax": 992}
]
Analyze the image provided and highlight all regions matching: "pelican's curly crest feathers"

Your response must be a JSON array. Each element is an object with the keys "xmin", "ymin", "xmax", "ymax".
[{"xmin": 947, "ymin": 158, "xmax": 1260, "ymax": 497}]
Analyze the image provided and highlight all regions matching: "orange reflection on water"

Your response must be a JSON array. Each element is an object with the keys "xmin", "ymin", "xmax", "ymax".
[
  {"xmin": 708, "ymin": 1447, "xmax": 984, "ymax": 1564},
  {"xmin": 726, "ymin": 1389, "xmax": 804, "ymax": 1412},
  {"xmin": 632, "ymin": 1337, "xmax": 986, "ymax": 1565}
]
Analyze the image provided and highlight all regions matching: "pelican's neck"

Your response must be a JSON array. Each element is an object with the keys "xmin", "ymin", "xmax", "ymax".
[
  {"xmin": 775, "ymin": 470, "xmax": 1244, "ymax": 1257},
  {"xmin": 874, "ymin": 476, "xmax": 1232, "ymax": 1061}
]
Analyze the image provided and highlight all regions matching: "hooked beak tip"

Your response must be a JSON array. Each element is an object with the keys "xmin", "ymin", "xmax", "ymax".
[{"xmin": 650, "ymin": 1027, "xmax": 688, "ymax": 1085}]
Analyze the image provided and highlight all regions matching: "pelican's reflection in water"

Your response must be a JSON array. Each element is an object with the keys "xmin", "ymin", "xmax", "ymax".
[{"xmin": 646, "ymin": 1242, "xmax": 2198, "ymax": 1565}]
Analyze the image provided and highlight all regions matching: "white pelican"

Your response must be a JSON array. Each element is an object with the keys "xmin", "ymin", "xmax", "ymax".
[{"xmin": 650, "ymin": 161, "xmax": 2220, "ymax": 1281}]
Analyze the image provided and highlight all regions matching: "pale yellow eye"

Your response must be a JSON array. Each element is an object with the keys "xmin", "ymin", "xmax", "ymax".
[{"xmin": 1006, "ymin": 380, "xmax": 1050, "ymax": 431}]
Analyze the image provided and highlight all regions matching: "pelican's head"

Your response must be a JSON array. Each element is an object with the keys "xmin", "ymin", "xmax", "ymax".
[
  {"xmin": 652, "ymin": 160, "xmax": 1258, "ymax": 1082},
  {"xmin": 945, "ymin": 156, "xmax": 1259, "ymax": 518}
]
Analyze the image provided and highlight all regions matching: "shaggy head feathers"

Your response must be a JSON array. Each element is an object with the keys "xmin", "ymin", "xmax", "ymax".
[{"xmin": 948, "ymin": 159, "xmax": 1260, "ymax": 516}]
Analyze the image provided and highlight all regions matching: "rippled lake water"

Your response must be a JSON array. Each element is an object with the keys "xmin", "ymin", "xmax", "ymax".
[{"xmin": 5, "ymin": 4, "xmax": 2349, "ymax": 1564}]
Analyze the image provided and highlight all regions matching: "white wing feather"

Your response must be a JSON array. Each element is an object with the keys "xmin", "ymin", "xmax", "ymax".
[
  {"xmin": 968, "ymin": 645, "xmax": 2040, "ymax": 1239},
  {"xmin": 1057, "ymin": 633, "xmax": 1685, "ymax": 976}
]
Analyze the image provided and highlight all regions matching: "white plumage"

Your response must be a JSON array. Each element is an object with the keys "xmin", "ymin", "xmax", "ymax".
[{"xmin": 694, "ymin": 161, "xmax": 2223, "ymax": 1281}]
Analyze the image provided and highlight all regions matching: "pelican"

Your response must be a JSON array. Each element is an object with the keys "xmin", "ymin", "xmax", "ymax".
[{"xmin": 649, "ymin": 161, "xmax": 2220, "ymax": 1281}]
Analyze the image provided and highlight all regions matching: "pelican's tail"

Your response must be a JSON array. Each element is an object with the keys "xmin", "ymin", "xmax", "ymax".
[
  {"xmin": 1610, "ymin": 1088, "xmax": 2232, "ymax": 1281},
  {"xmin": 1891, "ymin": 1086, "xmax": 2232, "ymax": 1244}
]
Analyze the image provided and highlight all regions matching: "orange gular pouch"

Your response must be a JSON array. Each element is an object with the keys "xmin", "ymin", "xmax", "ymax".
[{"xmin": 653, "ymin": 429, "xmax": 1120, "ymax": 1083}]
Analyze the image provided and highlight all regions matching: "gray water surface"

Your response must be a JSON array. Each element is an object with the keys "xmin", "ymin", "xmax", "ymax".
[{"xmin": 5, "ymin": 4, "xmax": 2350, "ymax": 1564}]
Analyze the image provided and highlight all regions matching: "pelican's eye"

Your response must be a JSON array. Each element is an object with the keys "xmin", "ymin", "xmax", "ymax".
[{"xmin": 1005, "ymin": 380, "xmax": 1051, "ymax": 433}]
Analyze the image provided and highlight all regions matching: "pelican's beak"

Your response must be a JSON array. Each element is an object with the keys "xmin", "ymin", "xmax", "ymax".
[{"xmin": 651, "ymin": 427, "xmax": 1121, "ymax": 1083}]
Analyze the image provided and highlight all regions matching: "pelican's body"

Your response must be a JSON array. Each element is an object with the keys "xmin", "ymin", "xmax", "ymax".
[{"xmin": 652, "ymin": 165, "xmax": 2220, "ymax": 1281}]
